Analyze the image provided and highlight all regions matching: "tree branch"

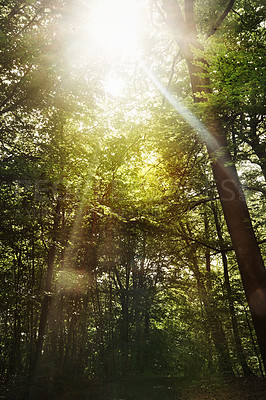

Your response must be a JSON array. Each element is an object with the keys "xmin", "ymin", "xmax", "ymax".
[
  {"xmin": 207, "ymin": 0, "xmax": 235, "ymax": 38},
  {"xmin": 184, "ymin": 0, "xmax": 197, "ymax": 34},
  {"xmin": 243, "ymin": 186, "xmax": 266, "ymax": 196},
  {"xmin": 162, "ymin": 50, "xmax": 182, "ymax": 105},
  {"xmin": 163, "ymin": 0, "xmax": 186, "ymax": 41},
  {"xmin": 0, "ymin": 65, "xmax": 32, "ymax": 111}
]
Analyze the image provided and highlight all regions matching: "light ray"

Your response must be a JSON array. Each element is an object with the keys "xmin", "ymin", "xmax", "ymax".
[
  {"xmin": 140, "ymin": 63, "xmax": 218, "ymax": 153},
  {"xmin": 140, "ymin": 63, "xmax": 245, "ymax": 200}
]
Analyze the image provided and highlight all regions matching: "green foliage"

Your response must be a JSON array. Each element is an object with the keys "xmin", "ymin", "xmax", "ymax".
[{"xmin": 0, "ymin": 1, "xmax": 265, "ymax": 397}]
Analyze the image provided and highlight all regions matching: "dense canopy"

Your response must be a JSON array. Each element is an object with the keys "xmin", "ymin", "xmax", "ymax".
[{"xmin": 0, "ymin": 1, "xmax": 265, "ymax": 399}]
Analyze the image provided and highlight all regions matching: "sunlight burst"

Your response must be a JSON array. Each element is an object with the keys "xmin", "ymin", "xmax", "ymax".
[
  {"xmin": 103, "ymin": 74, "xmax": 125, "ymax": 97},
  {"xmin": 89, "ymin": 0, "xmax": 143, "ymax": 54}
]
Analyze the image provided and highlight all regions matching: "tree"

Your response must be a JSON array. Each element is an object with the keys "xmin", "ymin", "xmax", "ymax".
[
  {"xmin": 161, "ymin": 0, "xmax": 266, "ymax": 369},
  {"xmin": 1, "ymin": 0, "xmax": 265, "ymax": 396}
]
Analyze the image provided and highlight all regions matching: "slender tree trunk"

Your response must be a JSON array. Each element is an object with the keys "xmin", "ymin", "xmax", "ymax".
[
  {"xmin": 163, "ymin": 0, "xmax": 266, "ymax": 370},
  {"xmin": 27, "ymin": 199, "xmax": 61, "ymax": 397},
  {"xmin": 192, "ymin": 253, "xmax": 233, "ymax": 374},
  {"xmin": 8, "ymin": 305, "xmax": 21, "ymax": 377},
  {"xmin": 243, "ymin": 306, "xmax": 265, "ymax": 378},
  {"xmin": 180, "ymin": 221, "xmax": 233, "ymax": 374},
  {"xmin": 212, "ymin": 204, "xmax": 253, "ymax": 376},
  {"xmin": 242, "ymin": 115, "xmax": 266, "ymax": 181}
]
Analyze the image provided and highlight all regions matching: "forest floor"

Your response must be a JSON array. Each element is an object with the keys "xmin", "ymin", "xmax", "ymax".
[
  {"xmin": 54, "ymin": 376, "xmax": 266, "ymax": 400},
  {"xmin": 178, "ymin": 377, "xmax": 266, "ymax": 400},
  {"xmin": 2, "ymin": 376, "xmax": 266, "ymax": 400}
]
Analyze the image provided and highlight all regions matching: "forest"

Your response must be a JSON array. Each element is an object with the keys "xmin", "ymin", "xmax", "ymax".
[{"xmin": 0, "ymin": 0, "xmax": 265, "ymax": 399}]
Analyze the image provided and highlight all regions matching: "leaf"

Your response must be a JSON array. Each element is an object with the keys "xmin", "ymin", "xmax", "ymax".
[{"xmin": 0, "ymin": 29, "xmax": 6, "ymax": 43}]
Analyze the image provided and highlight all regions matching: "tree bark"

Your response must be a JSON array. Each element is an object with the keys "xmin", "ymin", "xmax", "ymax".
[{"xmin": 163, "ymin": 0, "xmax": 266, "ymax": 370}]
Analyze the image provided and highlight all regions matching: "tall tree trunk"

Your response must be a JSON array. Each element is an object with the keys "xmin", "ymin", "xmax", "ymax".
[
  {"xmin": 212, "ymin": 204, "xmax": 253, "ymax": 376},
  {"xmin": 8, "ymin": 251, "xmax": 22, "ymax": 379},
  {"xmin": 180, "ymin": 221, "xmax": 233, "ymax": 374},
  {"xmin": 192, "ymin": 252, "xmax": 233, "ymax": 374},
  {"xmin": 163, "ymin": 0, "xmax": 266, "ymax": 370},
  {"xmin": 27, "ymin": 199, "xmax": 61, "ymax": 397}
]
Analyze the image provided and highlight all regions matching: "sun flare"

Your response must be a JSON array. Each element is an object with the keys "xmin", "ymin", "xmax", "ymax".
[
  {"xmin": 88, "ymin": 0, "xmax": 143, "ymax": 55},
  {"xmin": 103, "ymin": 74, "xmax": 125, "ymax": 97}
]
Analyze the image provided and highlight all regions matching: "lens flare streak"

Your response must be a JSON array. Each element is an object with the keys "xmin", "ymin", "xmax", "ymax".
[{"xmin": 140, "ymin": 63, "xmax": 218, "ymax": 153}]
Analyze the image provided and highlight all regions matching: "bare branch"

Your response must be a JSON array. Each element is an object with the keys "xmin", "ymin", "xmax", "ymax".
[
  {"xmin": 166, "ymin": 50, "xmax": 182, "ymax": 90},
  {"xmin": 162, "ymin": 50, "xmax": 182, "ymax": 105},
  {"xmin": 243, "ymin": 186, "xmax": 266, "ymax": 196},
  {"xmin": 207, "ymin": 0, "xmax": 235, "ymax": 38}
]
